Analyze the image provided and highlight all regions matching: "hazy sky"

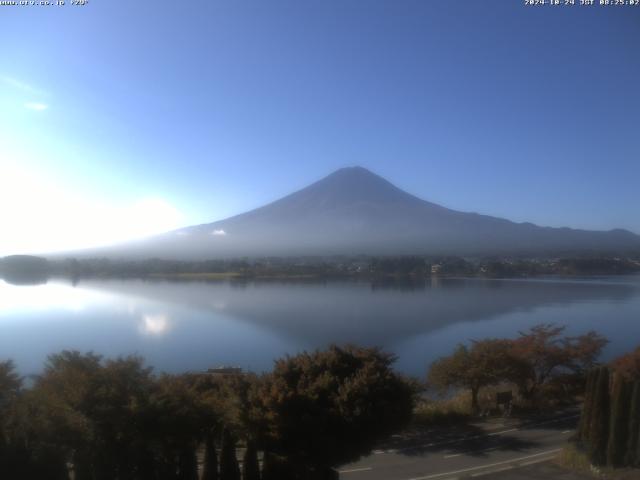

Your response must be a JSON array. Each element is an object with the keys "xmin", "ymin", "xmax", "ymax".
[{"xmin": 1, "ymin": 1, "xmax": 639, "ymax": 255}]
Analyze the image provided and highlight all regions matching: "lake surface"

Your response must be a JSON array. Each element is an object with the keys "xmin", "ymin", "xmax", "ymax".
[{"xmin": 1, "ymin": 275, "xmax": 639, "ymax": 378}]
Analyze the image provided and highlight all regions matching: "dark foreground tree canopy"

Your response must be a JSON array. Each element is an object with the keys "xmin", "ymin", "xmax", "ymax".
[
  {"xmin": 251, "ymin": 345, "xmax": 418, "ymax": 471},
  {"xmin": 0, "ymin": 345, "xmax": 416, "ymax": 480}
]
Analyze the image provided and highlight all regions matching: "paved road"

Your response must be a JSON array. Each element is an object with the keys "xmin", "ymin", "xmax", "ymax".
[{"xmin": 338, "ymin": 410, "xmax": 589, "ymax": 480}]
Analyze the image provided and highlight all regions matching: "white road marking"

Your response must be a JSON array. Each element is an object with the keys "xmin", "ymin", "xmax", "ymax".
[
  {"xmin": 374, "ymin": 413, "xmax": 580, "ymax": 455},
  {"xmin": 339, "ymin": 467, "xmax": 373, "ymax": 474},
  {"xmin": 444, "ymin": 446, "xmax": 499, "ymax": 459},
  {"xmin": 487, "ymin": 428, "xmax": 517, "ymax": 436},
  {"xmin": 406, "ymin": 448, "xmax": 562, "ymax": 480},
  {"xmin": 562, "ymin": 430, "xmax": 572, "ymax": 434},
  {"xmin": 470, "ymin": 465, "xmax": 513, "ymax": 477},
  {"xmin": 519, "ymin": 456, "xmax": 556, "ymax": 467}
]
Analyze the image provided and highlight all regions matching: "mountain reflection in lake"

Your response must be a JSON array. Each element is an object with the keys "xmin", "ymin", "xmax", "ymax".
[{"xmin": 1, "ymin": 276, "xmax": 639, "ymax": 377}]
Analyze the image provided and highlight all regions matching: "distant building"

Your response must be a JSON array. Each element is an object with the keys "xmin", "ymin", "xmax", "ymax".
[{"xmin": 431, "ymin": 264, "xmax": 442, "ymax": 275}]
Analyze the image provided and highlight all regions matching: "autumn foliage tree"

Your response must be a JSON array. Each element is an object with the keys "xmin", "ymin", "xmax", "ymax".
[
  {"xmin": 427, "ymin": 324, "xmax": 607, "ymax": 412},
  {"xmin": 508, "ymin": 324, "xmax": 607, "ymax": 402},
  {"xmin": 428, "ymin": 339, "xmax": 515, "ymax": 414},
  {"xmin": 611, "ymin": 346, "xmax": 640, "ymax": 382}
]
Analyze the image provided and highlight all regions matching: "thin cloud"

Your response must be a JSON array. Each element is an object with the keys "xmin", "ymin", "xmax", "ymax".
[
  {"xmin": 24, "ymin": 102, "xmax": 48, "ymax": 111},
  {"xmin": 1, "ymin": 76, "xmax": 47, "ymax": 96},
  {"xmin": 211, "ymin": 229, "xmax": 227, "ymax": 236}
]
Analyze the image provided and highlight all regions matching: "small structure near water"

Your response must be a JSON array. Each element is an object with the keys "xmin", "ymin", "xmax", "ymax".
[{"xmin": 206, "ymin": 366, "xmax": 243, "ymax": 377}]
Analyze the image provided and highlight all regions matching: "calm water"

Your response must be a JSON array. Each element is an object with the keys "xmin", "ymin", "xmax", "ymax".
[{"xmin": 1, "ymin": 275, "xmax": 639, "ymax": 378}]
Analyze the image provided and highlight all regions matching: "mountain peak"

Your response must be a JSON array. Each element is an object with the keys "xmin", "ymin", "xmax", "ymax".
[
  {"xmin": 100, "ymin": 168, "xmax": 640, "ymax": 259},
  {"xmin": 302, "ymin": 166, "xmax": 415, "ymax": 206},
  {"xmin": 324, "ymin": 166, "xmax": 384, "ymax": 183},
  {"xmin": 330, "ymin": 165, "xmax": 376, "ymax": 176}
]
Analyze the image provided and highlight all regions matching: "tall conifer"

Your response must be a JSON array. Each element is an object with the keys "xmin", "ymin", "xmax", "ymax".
[
  {"xmin": 625, "ymin": 381, "xmax": 640, "ymax": 467},
  {"xmin": 177, "ymin": 446, "xmax": 198, "ymax": 480},
  {"xmin": 579, "ymin": 369, "xmax": 596, "ymax": 443},
  {"xmin": 588, "ymin": 367, "xmax": 610, "ymax": 465},
  {"xmin": 607, "ymin": 373, "xmax": 631, "ymax": 467}
]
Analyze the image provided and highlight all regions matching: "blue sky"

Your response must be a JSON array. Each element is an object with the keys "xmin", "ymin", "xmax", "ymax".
[{"xmin": 1, "ymin": 1, "xmax": 639, "ymax": 254}]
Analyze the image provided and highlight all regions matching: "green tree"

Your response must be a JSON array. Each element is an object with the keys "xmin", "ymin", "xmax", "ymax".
[
  {"xmin": 588, "ymin": 367, "xmax": 610, "ymax": 466},
  {"xmin": 150, "ymin": 373, "xmax": 216, "ymax": 479},
  {"xmin": 0, "ymin": 360, "xmax": 21, "ymax": 405},
  {"xmin": 625, "ymin": 381, "xmax": 640, "ymax": 467},
  {"xmin": 34, "ymin": 351, "xmax": 104, "ymax": 478},
  {"xmin": 578, "ymin": 368, "xmax": 597, "ymax": 443},
  {"xmin": 607, "ymin": 372, "xmax": 632, "ymax": 466}
]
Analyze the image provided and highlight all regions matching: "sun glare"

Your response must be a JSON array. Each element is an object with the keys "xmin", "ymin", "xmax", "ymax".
[{"xmin": 0, "ymin": 164, "xmax": 183, "ymax": 256}]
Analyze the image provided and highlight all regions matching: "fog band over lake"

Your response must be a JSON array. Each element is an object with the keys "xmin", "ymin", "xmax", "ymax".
[{"xmin": 1, "ymin": 276, "xmax": 639, "ymax": 378}]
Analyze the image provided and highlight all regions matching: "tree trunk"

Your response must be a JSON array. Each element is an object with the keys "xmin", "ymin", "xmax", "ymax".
[
  {"xmin": 219, "ymin": 429, "xmax": 240, "ymax": 480},
  {"xmin": 177, "ymin": 446, "xmax": 198, "ymax": 480},
  {"xmin": 242, "ymin": 441, "xmax": 260, "ymax": 480},
  {"xmin": 202, "ymin": 434, "xmax": 218, "ymax": 480},
  {"xmin": 471, "ymin": 386, "xmax": 480, "ymax": 415}
]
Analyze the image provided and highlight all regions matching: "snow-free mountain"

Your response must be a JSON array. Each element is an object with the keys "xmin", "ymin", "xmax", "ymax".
[{"xmin": 97, "ymin": 167, "xmax": 640, "ymax": 259}]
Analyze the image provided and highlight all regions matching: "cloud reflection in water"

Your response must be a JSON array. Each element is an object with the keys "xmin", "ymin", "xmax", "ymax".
[{"xmin": 140, "ymin": 313, "xmax": 170, "ymax": 336}]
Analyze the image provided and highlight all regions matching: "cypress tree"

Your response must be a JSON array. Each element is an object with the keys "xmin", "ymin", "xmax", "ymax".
[
  {"xmin": 177, "ymin": 446, "xmax": 198, "ymax": 480},
  {"xmin": 219, "ymin": 429, "xmax": 240, "ymax": 480},
  {"xmin": 607, "ymin": 373, "xmax": 632, "ymax": 467},
  {"xmin": 261, "ymin": 452, "xmax": 294, "ymax": 480},
  {"xmin": 260, "ymin": 451, "xmax": 276, "ymax": 480},
  {"xmin": 135, "ymin": 448, "xmax": 156, "ymax": 480},
  {"xmin": 626, "ymin": 381, "xmax": 640, "ymax": 467},
  {"xmin": 156, "ymin": 449, "xmax": 178, "ymax": 480},
  {"xmin": 45, "ymin": 449, "xmax": 70, "ymax": 480},
  {"xmin": 202, "ymin": 434, "xmax": 218, "ymax": 480},
  {"xmin": 73, "ymin": 451, "xmax": 94, "ymax": 480},
  {"xmin": 637, "ymin": 419, "xmax": 640, "ymax": 468},
  {"xmin": 578, "ymin": 369, "xmax": 596, "ymax": 443},
  {"xmin": 588, "ymin": 366, "xmax": 610, "ymax": 466},
  {"xmin": 242, "ymin": 441, "xmax": 260, "ymax": 480}
]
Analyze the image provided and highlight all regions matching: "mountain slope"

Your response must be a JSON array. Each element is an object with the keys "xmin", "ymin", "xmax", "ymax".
[{"xmin": 91, "ymin": 167, "xmax": 640, "ymax": 259}]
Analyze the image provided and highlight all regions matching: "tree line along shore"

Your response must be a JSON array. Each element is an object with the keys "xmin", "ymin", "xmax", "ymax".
[{"xmin": 1, "ymin": 254, "xmax": 639, "ymax": 284}]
